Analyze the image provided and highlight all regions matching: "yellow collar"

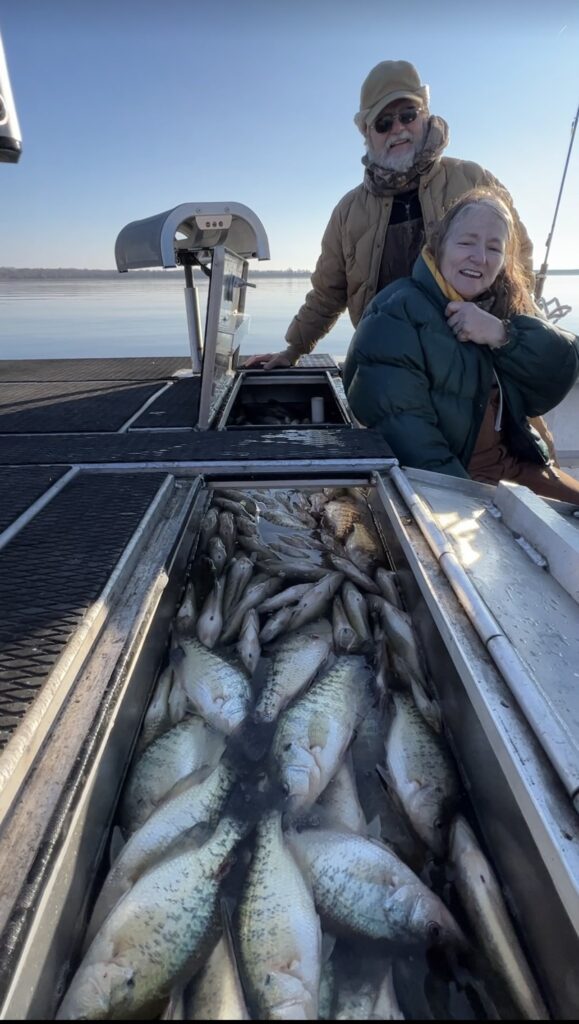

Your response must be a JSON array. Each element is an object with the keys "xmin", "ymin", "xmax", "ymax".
[{"xmin": 421, "ymin": 247, "xmax": 464, "ymax": 303}]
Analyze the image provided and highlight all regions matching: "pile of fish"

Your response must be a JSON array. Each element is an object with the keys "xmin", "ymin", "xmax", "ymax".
[{"xmin": 55, "ymin": 487, "xmax": 550, "ymax": 1021}]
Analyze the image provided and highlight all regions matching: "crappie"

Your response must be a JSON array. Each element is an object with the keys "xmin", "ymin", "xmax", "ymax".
[
  {"xmin": 286, "ymin": 571, "xmax": 344, "ymax": 632},
  {"xmin": 176, "ymin": 638, "xmax": 252, "ymax": 733},
  {"xmin": 120, "ymin": 714, "xmax": 225, "ymax": 833},
  {"xmin": 329, "ymin": 554, "xmax": 380, "ymax": 595},
  {"xmin": 223, "ymin": 555, "xmax": 255, "ymax": 619},
  {"xmin": 257, "ymin": 581, "xmax": 312, "ymax": 615},
  {"xmin": 322, "ymin": 498, "xmax": 365, "ymax": 540},
  {"xmin": 286, "ymin": 827, "xmax": 464, "ymax": 949},
  {"xmin": 254, "ymin": 632, "xmax": 331, "ymax": 724},
  {"xmin": 316, "ymin": 750, "xmax": 367, "ymax": 835},
  {"xmin": 386, "ymin": 691, "xmax": 460, "ymax": 857},
  {"xmin": 199, "ymin": 507, "xmax": 219, "ymax": 552},
  {"xmin": 374, "ymin": 567, "xmax": 403, "ymax": 610},
  {"xmin": 449, "ymin": 815, "xmax": 549, "ymax": 1019},
  {"xmin": 187, "ymin": 930, "xmax": 250, "ymax": 1020},
  {"xmin": 56, "ymin": 816, "xmax": 247, "ymax": 1020},
  {"xmin": 344, "ymin": 521, "xmax": 383, "ymax": 574},
  {"xmin": 218, "ymin": 510, "xmax": 237, "ymax": 559},
  {"xmin": 259, "ymin": 603, "xmax": 295, "ymax": 644},
  {"xmin": 238, "ymin": 810, "xmax": 322, "ymax": 1020},
  {"xmin": 237, "ymin": 609, "xmax": 261, "ymax": 676},
  {"xmin": 196, "ymin": 576, "xmax": 224, "ymax": 649},
  {"xmin": 86, "ymin": 761, "xmax": 236, "ymax": 945},
  {"xmin": 220, "ymin": 576, "xmax": 283, "ymax": 644},
  {"xmin": 332, "ymin": 594, "xmax": 360, "ymax": 652},
  {"xmin": 138, "ymin": 665, "xmax": 173, "ymax": 751},
  {"xmin": 271, "ymin": 655, "xmax": 372, "ymax": 811},
  {"xmin": 341, "ymin": 581, "xmax": 372, "ymax": 645},
  {"xmin": 174, "ymin": 582, "xmax": 198, "ymax": 638}
]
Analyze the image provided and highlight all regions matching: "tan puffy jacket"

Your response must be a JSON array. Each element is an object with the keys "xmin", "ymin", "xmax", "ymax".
[{"xmin": 285, "ymin": 157, "xmax": 534, "ymax": 358}]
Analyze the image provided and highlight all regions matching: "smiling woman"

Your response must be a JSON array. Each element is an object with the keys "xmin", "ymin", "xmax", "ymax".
[{"xmin": 342, "ymin": 187, "xmax": 579, "ymax": 504}]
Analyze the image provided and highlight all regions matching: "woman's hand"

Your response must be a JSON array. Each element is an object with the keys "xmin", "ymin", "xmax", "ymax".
[{"xmin": 445, "ymin": 301, "xmax": 507, "ymax": 349}]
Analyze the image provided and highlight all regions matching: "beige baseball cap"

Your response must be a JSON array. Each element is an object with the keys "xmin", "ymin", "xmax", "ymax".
[{"xmin": 354, "ymin": 60, "xmax": 429, "ymax": 133}]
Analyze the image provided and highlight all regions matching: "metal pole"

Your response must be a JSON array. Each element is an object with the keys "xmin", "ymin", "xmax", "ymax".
[
  {"xmin": 534, "ymin": 101, "xmax": 579, "ymax": 301},
  {"xmin": 183, "ymin": 264, "xmax": 203, "ymax": 372}
]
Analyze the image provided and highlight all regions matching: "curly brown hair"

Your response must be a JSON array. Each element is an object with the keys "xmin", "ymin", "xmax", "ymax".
[{"xmin": 426, "ymin": 187, "xmax": 535, "ymax": 318}]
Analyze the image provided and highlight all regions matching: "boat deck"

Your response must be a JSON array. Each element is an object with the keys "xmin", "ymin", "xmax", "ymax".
[{"xmin": 0, "ymin": 354, "xmax": 392, "ymax": 751}]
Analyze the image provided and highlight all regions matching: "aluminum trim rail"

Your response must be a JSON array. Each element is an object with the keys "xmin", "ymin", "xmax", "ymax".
[{"xmin": 383, "ymin": 465, "xmax": 579, "ymax": 805}]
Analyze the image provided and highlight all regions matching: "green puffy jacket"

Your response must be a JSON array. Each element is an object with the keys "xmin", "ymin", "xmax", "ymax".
[
  {"xmin": 285, "ymin": 157, "xmax": 534, "ymax": 359},
  {"xmin": 342, "ymin": 256, "xmax": 579, "ymax": 478}
]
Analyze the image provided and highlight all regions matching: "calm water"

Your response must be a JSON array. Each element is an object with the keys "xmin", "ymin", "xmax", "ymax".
[{"xmin": 0, "ymin": 275, "xmax": 578, "ymax": 361}]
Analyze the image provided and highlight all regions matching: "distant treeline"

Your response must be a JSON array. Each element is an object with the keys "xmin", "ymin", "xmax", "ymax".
[{"xmin": 0, "ymin": 267, "xmax": 313, "ymax": 280}]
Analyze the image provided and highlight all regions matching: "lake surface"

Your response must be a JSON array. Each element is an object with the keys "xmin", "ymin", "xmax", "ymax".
[{"xmin": 1, "ymin": 275, "xmax": 578, "ymax": 361}]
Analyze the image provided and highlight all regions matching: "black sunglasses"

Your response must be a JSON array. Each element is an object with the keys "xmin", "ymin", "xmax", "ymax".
[{"xmin": 373, "ymin": 107, "xmax": 422, "ymax": 134}]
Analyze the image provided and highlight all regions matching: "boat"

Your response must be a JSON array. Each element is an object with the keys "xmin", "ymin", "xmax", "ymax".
[{"xmin": 0, "ymin": 198, "xmax": 578, "ymax": 1020}]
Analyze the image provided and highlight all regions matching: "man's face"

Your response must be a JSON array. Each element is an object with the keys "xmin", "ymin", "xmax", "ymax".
[{"xmin": 366, "ymin": 98, "xmax": 428, "ymax": 171}]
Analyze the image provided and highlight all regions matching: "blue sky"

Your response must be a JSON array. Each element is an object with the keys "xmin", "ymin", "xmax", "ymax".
[{"xmin": 0, "ymin": 0, "xmax": 578, "ymax": 271}]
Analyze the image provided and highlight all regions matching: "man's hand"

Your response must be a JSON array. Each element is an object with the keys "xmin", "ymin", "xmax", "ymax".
[
  {"xmin": 243, "ymin": 350, "xmax": 298, "ymax": 370},
  {"xmin": 445, "ymin": 301, "xmax": 507, "ymax": 349}
]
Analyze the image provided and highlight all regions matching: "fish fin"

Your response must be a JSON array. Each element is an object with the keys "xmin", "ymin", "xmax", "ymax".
[
  {"xmin": 367, "ymin": 814, "xmax": 382, "ymax": 840},
  {"xmin": 108, "ymin": 826, "xmax": 126, "ymax": 869}
]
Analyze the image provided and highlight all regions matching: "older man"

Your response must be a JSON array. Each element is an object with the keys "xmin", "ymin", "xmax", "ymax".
[{"xmin": 249, "ymin": 60, "xmax": 533, "ymax": 370}]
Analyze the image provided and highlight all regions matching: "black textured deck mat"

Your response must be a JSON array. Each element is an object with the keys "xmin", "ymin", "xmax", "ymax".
[
  {"xmin": 0, "ymin": 467, "xmax": 70, "ymax": 534},
  {"xmin": 131, "ymin": 377, "xmax": 201, "ymax": 429},
  {"xmin": 238, "ymin": 353, "xmax": 338, "ymax": 369},
  {"xmin": 0, "ymin": 428, "xmax": 391, "ymax": 465},
  {"xmin": 0, "ymin": 381, "xmax": 164, "ymax": 433},
  {"xmin": 0, "ymin": 357, "xmax": 190, "ymax": 383},
  {"xmin": 0, "ymin": 472, "xmax": 166, "ymax": 748}
]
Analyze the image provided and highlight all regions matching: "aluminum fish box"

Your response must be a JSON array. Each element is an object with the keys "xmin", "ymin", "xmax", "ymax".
[{"xmin": 0, "ymin": 465, "xmax": 578, "ymax": 1020}]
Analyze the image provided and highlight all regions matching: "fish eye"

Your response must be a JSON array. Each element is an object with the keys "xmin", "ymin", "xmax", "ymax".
[
  {"xmin": 282, "ymin": 783, "xmax": 291, "ymax": 797},
  {"xmin": 427, "ymin": 922, "xmax": 441, "ymax": 943},
  {"xmin": 283, "ymin": 742, "xmax": 292, "ymax": 752}
]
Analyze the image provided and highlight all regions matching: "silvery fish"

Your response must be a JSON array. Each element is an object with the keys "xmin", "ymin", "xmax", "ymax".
[
  {"xmin": 322, "ymin": 498, "xmax": 364, "ymax": 540},
  {"xmin": 341, "ymin": 581, "xmax": 372, "ymax": 645},
  {"xmin": 138, "ymin": 666, "xmax": 173, "ymax": 751},
  {"xmin": 199, "ymin": 507, "xmax": 219, "ymax": 552},
  {"xmin": 56, "ymin": 816, "xmax": 247, "ymax": 1021},
  {"xmin": 286, "ymin": 571, "xmax": 344, "ymax": 632},
  {"xmin": 271, "ymin": 655, "xmax": 372, "ymax": 811},
  {"xmin": 254, "ymin": 632, "xmax": 331, "ymax": 724},
  {"xmin": 218, "ymin": 511, "xmax": 237, "ymax": 559},
  {"xmin": 207, "ymin": 535, "xmax": 228, "ymax": 576},
  {"xmin": 212, "ymin": 489, "xmax": 258, "ymax": 515},
  {"xmin": 259, "ymin": 506, "xmax": 317, "ymax": 530},
  {"xmin": 223, "ymin": 556, "xmax": 255, "ymax": 619},
  {"xmin": 257, "ymin": 581, "xmax": 312, "ymax": 615},
  {"xmin": 187, "ymin": 924, "xmax": 250, "ymax": 1020},
  {"xmin": 332, "ymin": 593, "xmax": 360, "ymax": 653},
  {"xmin": 176, "ymin": 638, "xmax": 252, "ymax": 734},
  {"xmin": 238, "ymin": 810, "xmax": 322, "ymax": 1020},
  {"xmin": 286, "ymin": 827, "xmax": 464, "ymax": 949},
  {"xmin": 174, "ymin": 582, "xmax": 197, "ymax": 638},
  {"xmin": 368, "ymin": 597, "xmax": 425, "ymax": 683},
  {"xmin": 329, "ymin": 554, "xmax": 380, "ymax": 595},
  {"xmin": 259, "ymin": 604, "xmax": 295, "ymax": 645},
  {"xmin": 119, "ymin": 714, "xmax": 226, "ymax": 834},
  {"xmin": 344, "ymin": 521, "xmax": 383, "ymax": 574},
  {"xmin": 374, "ymin": 567, "xmax": 403, "ymax": 609},
  {"xmin": 196, "ymin": 576, "xmax": 224, "ymax": 650},
  {"xmin": 212, "ymin": 495, "xmax": 256, "ymax": 519},
  {"xmin": 258, "ymin": 558, "xmax": 329, "ymax": 583},
  {"xmin": 86, "ymin": 760, "xmax": 236, "ymax": 946},
  {"xmin": 220, "ymin": 576, "xmax": 283, "ymax": 645},
  {"xmin": 449, "ymin": 815, "xmax": 549, "ymax": 1019},
  {"xmin": 316, "ymin": 750, "xmax": 367, "ymax": 836},
  {"xmin": 237, "ymin": 609, "xmax": 261, "ymax": 676},
  {"xmin": 386, "ymin": 691, "xmax": 460, "ymax": 857}
]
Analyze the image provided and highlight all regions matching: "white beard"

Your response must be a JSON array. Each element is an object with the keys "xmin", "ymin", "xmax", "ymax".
[{"xmin": 366, "ymin": 123, "xmax": 427, "ymax": 172}]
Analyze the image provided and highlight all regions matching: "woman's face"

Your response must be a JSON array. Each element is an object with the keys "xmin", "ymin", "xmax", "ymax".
[{"xmin": 439, "ymin": 205, "xmax": 508, "ymax": 300}]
